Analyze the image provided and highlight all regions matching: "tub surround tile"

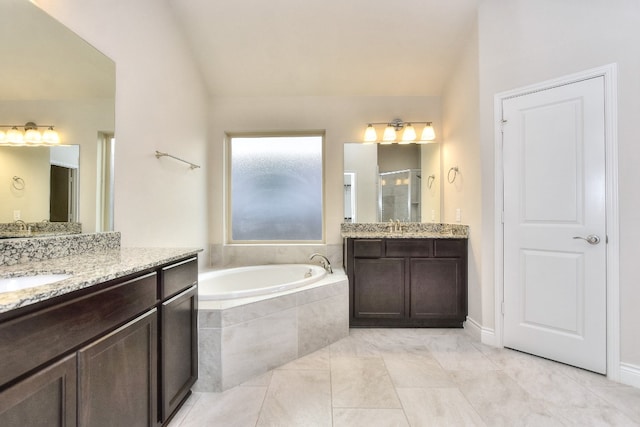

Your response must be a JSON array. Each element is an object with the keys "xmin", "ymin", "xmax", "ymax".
[
  {"xmin": 0, "ymin": 242, "xmax": 201, "ymax": 314},
  {"xmin": 298, "ymin": 293, "xmax": 349, "ymax": 357},
  {"xmin": 221, "ymin": 293, "xmax": 297, "ymax": 327},
  {"xmin": 197, "ymin": 272, "xmax": 348, "ymax": 392},
  {"xmin": 198, "ymin": 309, "xmax": 222, "ymax": 329},
  {"xmin": 222, "ymin": 308, "xmax": 299, "ymax": 389},
  {"xmin": 194, "ymin": 328, "xmax": 222, "ymax": 393},
  {"xmin": 257, "ymin": 370, "xmax": 332, "ymax": 427},
  {"xmin": 341, "ymin": 222, "xmax": 469, "ymax": 239}
]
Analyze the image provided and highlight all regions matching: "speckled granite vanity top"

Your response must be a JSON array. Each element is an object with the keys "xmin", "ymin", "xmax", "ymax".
[
  {"xmin": 341, "ymin": 222, "xmax": 469, "ymax": 239},
  {"xmin": 0, "ymin": 232, "xmax": 200, "ymax": 314}
]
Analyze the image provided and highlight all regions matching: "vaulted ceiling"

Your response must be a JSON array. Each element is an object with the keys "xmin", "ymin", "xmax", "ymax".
[{"xmin": 168, "ymin": 0, "xmax": 478, "ymax": 97}]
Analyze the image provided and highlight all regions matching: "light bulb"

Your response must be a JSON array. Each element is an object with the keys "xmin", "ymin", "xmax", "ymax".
[
  {"xmin": 0, "ymin": 130, "xmax": 5, "ymax": 144},
  {"xmin": 25, "ymin": 128, "xmax": 42, "ymax": 144},
  {"xmin": 42, "ymin": 127, "xmax": 60, "ymax": 145},
  {"xmin": 420, "ymin": 122, "xmax": 436, "ymax": 141},
  {"xmin": 6, "ymin": 127, "xmax": 24, "ymax": 144},
  {"xmin": 400, "ymin": 123, "xmax": 416, "ymax": 144},
  {"xmin": 363, "ymin": 124, "xmax": 377, "ymax": 143},
  {"xmin": 382, "ymin": 124, "xmax": 396, "ymax": 143}
]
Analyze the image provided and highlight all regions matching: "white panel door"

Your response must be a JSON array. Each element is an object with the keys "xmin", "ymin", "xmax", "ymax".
[{"xmin": 502, "ymin": 77, "xmax": 607, "ymax": 374}]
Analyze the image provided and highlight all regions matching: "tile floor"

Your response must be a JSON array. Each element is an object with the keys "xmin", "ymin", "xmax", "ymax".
[{"xmin": 168, "ymin": 328, "xmax": 640, "ymax": 426}]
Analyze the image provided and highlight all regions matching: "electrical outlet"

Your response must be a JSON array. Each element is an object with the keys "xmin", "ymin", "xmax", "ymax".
[
  {"xmin": 431, "ymin": 210, "xmax": 436, "ymax": 221},
  {"xmin": 13, "ymin": 210, "xmax": 21, "ymax": 220},
  {"xmin": 455, "ymin": 208, "xmax": 461, "ymax": 222}
]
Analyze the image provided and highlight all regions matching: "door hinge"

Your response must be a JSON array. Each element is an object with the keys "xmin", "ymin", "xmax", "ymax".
[
  {"xmin": 501, "ymin": 211, "xmax": 505, "ymax": 224},
  {"xmin": 500, "ymin": 119, "xmax": 508, "ymax": 133},
  {"xmin": 501, "ymin": 301, "xmax": 505, "ymax": 315}
]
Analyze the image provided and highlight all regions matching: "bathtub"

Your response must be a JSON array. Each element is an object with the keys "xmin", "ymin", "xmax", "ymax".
[
  {"xmin": 198, "ymin": 264, "xmax": 327, "ymax": 300},
  {"xmin": 195, "ymin": 263, "xmax": 349, "ymax": 392}
]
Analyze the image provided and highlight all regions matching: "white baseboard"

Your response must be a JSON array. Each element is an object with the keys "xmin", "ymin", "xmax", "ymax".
[
  {"xmin": 465, "ymin": 316, "xmax": 497, "ymax": 346},
  {"xmin": 620, "ymin": 362, "xmax": 640, "ymax": 389}
]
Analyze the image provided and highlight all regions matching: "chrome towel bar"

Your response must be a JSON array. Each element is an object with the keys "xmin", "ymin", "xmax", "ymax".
[{"xmin": 155, "ymin": 150, "xmax": 200, "ymax": 169}]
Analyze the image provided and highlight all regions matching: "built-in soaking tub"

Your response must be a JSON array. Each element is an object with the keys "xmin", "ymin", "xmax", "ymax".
[
  {"xmin": 195, "ymin": 263, "xmax": 349, "ymax": 392},
  {"xmin": 198, "ymin": 264, "xmax": 327, "ymax": 300}
]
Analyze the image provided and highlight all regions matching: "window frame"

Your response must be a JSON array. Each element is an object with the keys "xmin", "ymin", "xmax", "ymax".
[{"xmin": 225, "ymin": 131, "xmax": 326, "ymax": 244}]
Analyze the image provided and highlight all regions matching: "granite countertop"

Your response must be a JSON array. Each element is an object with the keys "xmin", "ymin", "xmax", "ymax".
[
  {"xmin": 340, "ymin": 222, "xmax": 469, "ymax": 239},
  {"xmin": 0, "ymin": 231, "xmax": 78, "ymax": 239},
  {"xmin": 0, "ymin": 247, "xmax": 201, "ymax": 314}
]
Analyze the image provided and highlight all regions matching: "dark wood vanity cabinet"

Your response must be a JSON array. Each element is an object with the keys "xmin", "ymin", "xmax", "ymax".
[
  {"xmin": 78, "ymin": 309, "xmax": 158, "ymax": 427},
  {"xmin": 345, "ymin": 238, "xmax": 467, "ymax": 327},
  {"xmin": 0, "ymin": 256, "xmax": 198, "ymax": 427},
  {"xmin": 159, "ymin": 259, "xmax": 198, "ymax": 423}
]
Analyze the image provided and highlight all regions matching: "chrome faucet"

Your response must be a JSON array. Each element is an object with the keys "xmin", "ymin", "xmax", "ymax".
[
  {"xmin": 309, "ymin": 253, "xmax": 333, "ymax": 274},
  {"xmin": 14, "ymin": 219, "xmax": 26, "ymax": 231}
]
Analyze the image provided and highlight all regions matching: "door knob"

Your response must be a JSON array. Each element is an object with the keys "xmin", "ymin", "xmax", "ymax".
[{"xmin": 572, "ymin": 235, "xmax": 601, "ymax": 245}]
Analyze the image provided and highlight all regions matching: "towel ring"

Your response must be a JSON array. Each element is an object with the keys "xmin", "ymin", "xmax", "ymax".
[
  {"xmin": 427, "ymin": 174, "xmax": 436, "ymax": 189},
  {"xmin": 447, "ymin": 167, "xmax": 459, "ymax": 184},
  {"xmin": 12, "ymin": 176, "xmax": 25, "ymax": 190}
]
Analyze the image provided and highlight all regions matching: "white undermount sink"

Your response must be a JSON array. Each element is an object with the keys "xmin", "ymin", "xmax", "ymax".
[{"xmin": 0, "ymin": 274, "xmax": 72, "ymax": 293}]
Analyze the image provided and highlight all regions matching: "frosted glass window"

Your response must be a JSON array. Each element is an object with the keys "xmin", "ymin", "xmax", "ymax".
[{"xmin": 229, "ymin": 135, "xmax": 323, "ymax": 241}]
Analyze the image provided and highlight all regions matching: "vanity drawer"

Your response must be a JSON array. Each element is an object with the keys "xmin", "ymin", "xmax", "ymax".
[
  {"xmin": 161, "ymin": 257, "xmax": 198, "ymax": 299},
  {"xmin": 386, "ymin": 239, "xmax": 433, "ymax": 257},
  {"xmin": 434, "ymin": 239, "xmax": 467, "ymax": 258},
  {"xmin": 353, "ymin": 240, "xmax": 384, "ymax": 258},
  {"xmin": 0, "ymin": 272, "xmax": 157, "ymax": 387}
]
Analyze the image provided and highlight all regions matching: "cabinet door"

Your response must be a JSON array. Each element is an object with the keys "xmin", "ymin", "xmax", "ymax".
[
  {"xmin": 78, "ymin": 309, "xmax": 157, "ymax": 427},
  {"xmin": 0, "ymin": 354, "xmax": 76, "ymax": 427},
  {"xmin": 410, "ymin": 259, "xmax": 465, "ymax": 321},
  {"xmin": 161, "ymin": 285, "xmax": 197, "ymax": 422},
  {"xmin": 354, "ymin": 258, "xmax": 405, "ymax": 319}
]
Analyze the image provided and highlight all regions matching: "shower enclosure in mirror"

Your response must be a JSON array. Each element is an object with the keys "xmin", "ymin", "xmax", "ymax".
[
  {"xmin": 0, "ymin": 0, "xmax": 116, "ymax": 233},
  {"xmin": 343, "ymin": 142, "xmax": 441, "ymax": 223}
]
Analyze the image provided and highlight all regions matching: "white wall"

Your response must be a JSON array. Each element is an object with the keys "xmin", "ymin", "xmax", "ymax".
[
  {"xmin": 478, "ymin": 0, "xmax": 640, "ymax": 371},
  {"xmin": 35, "ymin": 0, "xmax": 210, "ymax": 256},
  {"xmin": 208, "ymin": 96, "xmax": 441, "ymax": 250},
  {"xmin": 441, "ymin": 23, "xmax": 481, "ymax": 333}
]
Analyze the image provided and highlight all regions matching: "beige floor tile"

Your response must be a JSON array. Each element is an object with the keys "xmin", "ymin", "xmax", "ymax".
[
  {"xmin": 383, "ymin": 353, "xmax": 454, "ymax": 388},
  {"xmin": 278, "ymin": 347, "xmax": 331, "ymax": 371},
  {"xmin": 397, "ymin": 387, "xmax": 487, "ymax": 426},
  {"xmin": 332, "ymin": 408, "xmax": 409, "ymax": 427},
  {"xmin": 179, "ymin": 387, "xmax": 266, "ymax": 427},
  {"xmin": 257, "ymin": 369, "xmax": 332, "ymax": 427},
  {"xmin": 451, "ymin": 370, "xmax": 563, "ymax": 426},
  {"xmin": 173, "ymin": 329, "xmax": 638, "ymax": 426},
  {"xmin": 331, "ymin": 356, "xmax": 401, "ymax": 408},
  {"xmin": 589, "ymin": 385, "xmax": 640, "ymax": 424}
]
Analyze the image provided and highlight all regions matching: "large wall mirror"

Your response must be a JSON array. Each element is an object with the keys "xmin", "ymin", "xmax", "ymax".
[
  {"xmin": 0, "ymin": 0, "xmax": 116, "ymax": 233},
  {"xmin": 344, "ymin": 143, "xmax": 441, "ymax": 223}
]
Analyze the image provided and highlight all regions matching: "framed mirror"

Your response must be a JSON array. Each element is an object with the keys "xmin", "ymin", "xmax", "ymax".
[
  {"xmin": 343, "ymin": 143, "xmax": 441, "ymax": 223},
  {"xmin": 0, "ymin": 0, "xmax": 116, "ymax": 233}
]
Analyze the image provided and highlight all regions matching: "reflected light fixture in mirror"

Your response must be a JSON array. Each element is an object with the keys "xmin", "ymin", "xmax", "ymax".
[
  {"xmin": 0, "ymin": 122, "xmax": 61, "ymax": 146},
  {"xmin": 363, "ymin": 119, "xmax": 436, "ymax": 144}
]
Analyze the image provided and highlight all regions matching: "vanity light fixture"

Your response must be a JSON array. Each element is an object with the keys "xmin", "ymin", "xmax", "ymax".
[
  {"xmin": 362, "ymin": 119, "xmax": 436, "ymax": 144},
  {"xmin": 0, "ymin": 122, "xmax": 61, "ymax": 146}
]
